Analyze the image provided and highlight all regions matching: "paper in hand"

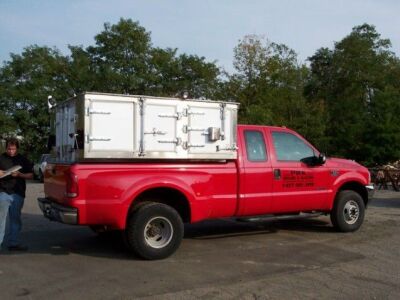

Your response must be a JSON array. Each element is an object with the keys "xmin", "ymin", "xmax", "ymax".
[{"xmin": 0, "ymin": 165, "xmax": 22, "ymax": 178}]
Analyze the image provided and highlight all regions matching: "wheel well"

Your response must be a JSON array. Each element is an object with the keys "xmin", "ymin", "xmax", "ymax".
[
  {"xmin": 130, "ymin": 187, "xmax": 191, "ymax": 223},
  {"xmin": 338, "ymin": 182, "xmax": 368, "ymax": 207}
]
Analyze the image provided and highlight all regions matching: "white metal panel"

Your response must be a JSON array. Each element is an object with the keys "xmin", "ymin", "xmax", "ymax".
[
  {"xmin": 53, "ymin": 92, "xmax": 238, "ymax": 161},
  {"xmin": 220, "ymin": 104, "xmax": 238, "ymax": 153},
  {"xmin": 143, "ymin": 103, "xmax": 178, "ymax": 153},
  {"xmin": 66, "ymin": 104, "xmax": 76, "ymax": 161},
  {"xmin": 55, "ymin": 103, "xmax": 76, "ymax": 162},
  {"xmin": 61, "ymin": 106, "xmax": 69, "ymax": 159},
  {"xmin": 187, "ymin": 104, "xmax": 221, "ymax": 154},
  {"xmin": 88, "ymin": 100, "xmax": 134, "ymax": 152},
  {"xmin": 55, "ymin": 110, "xmax": 62, "ymax": 160}
]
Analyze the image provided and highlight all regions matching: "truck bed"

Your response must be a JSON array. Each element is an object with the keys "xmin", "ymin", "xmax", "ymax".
[{"xmin": 44, "ymin": 161, "xmax": 238, "ymax": 228}]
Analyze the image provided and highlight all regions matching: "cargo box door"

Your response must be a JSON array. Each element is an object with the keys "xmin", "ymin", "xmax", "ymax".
[
  {"xmin": 186, "ymin": 103, "xmax": 238, "ymax": 159},
  {"xmin": 142, "ymin": 103, "xmax": 178, "ymax": 154},
  {"xmin": 86, "ymin": 100, "xmax": 135, "ymax": 157},
  {"xmin": 55, "ymin": 103, "xmax": 76, "ymax": 162},
  {"xmin": 187, "ymin": 105, "xmax": 221, "ymax": 154}
]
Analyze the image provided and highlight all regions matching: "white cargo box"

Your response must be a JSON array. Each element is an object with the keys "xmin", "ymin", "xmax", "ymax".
[{"xmin": 54, "ymin": 92, "xmax": 239, "ymax": 162}]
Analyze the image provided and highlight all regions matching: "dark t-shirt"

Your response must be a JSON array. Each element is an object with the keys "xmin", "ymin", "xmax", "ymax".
[{"xmin": 0, "ymin": 153, "xmax": 33, "ymax": 197}]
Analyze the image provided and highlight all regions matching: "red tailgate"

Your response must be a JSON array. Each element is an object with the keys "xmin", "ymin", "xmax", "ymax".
[{"xmin": 43, "ymin": 163, "xmax": 71, "ymax": 204}]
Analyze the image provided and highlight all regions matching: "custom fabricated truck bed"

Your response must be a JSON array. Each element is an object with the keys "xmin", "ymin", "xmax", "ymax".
[{"xmin": 54, "ymin": 92, "xmax": 239, "ymax": 162}]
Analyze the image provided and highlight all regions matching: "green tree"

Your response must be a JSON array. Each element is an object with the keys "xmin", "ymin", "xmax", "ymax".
[
  {"xmin": 86, "ymin": 18, "xmax": 152, "ymax": 94},
  {"xmin": 224, "ymin": 35, "xmax": 325, "ymax": 146},
  {"xmin": 0, "ymin": 46, "xmax": 70, "ymax": 159},
  {"xmin": 66, "ymin": 45, "xmax": 98, "ymax": 93},
  {"xmin": 146, "ymin": 48, "xmax": 221, "ymax": 98},
  {"xmin": 77, "ymin": 18, "xmax": 221, "ymax": 98},
  {"xmin": 307, "ymin": 24, "xmax": 400, "ymax": 164}
]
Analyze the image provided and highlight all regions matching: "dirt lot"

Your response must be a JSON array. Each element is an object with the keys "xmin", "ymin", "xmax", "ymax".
[{"xmin": 1, "ymin": 182, "xmax": 399, "ymax": 299}]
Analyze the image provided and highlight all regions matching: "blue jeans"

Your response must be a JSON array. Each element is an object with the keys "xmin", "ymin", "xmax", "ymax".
[
  {"xmin": 0, "ymin": 192, "xmax": 12, "ymax": 247},
  {"xmin": 6, "ymin": 193, "xmax": 24, "ymax": 246}
]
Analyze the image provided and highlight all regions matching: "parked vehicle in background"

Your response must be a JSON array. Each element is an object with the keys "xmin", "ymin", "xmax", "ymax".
[{"xmin": 33, "ymin": 154, "xmax": 50, "ymax": 182}]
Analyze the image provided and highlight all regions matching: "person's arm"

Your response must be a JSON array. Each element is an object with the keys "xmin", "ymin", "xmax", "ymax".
[
  {"xmin": 11, "ymin": 171, "xmax": 33, "ymax": 180},
  {"xmin": 0, "ymin": 170, "xmax": 4, "ymax": 177},
  {"xmin": 13, "ymin": 155, "xmax": 34, "ymax": 180}
]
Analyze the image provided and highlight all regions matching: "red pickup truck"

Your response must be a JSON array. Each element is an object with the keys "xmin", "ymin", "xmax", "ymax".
[{"xmin": 38, "ymin": 125, "xmax": 373, "ymax": 259}]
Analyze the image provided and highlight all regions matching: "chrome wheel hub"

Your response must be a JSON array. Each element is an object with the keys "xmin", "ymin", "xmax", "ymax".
[
  {"xmin": 144, "ymin": 217, "xmax": 173, "ymax": 248},
  {"xmin": 343, "ymin": 200, "xmax": 359, "ymax": 225}
]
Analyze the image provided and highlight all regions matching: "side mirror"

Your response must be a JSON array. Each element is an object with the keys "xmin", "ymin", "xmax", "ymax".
[
  {"xmin": 318, "ymin": 153, "xmax": 326, "ymax": 165},
  {"xmin": 301, "ymin": 154, "xmax": 326, "ymax": 166}
]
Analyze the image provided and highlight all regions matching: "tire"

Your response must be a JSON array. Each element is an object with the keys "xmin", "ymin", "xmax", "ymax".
[
  {"xmin": 124, "ymin": 202, "xmax": 184, "ymax": 260},
  {"xmin": 331, "ymin": 190, "xmax": 365, "ymax": 232}
]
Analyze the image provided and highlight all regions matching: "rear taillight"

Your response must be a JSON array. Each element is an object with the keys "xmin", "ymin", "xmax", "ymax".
[{"xmin": 66, "ymin": 170, "xmax": 79, "ymax": 198}]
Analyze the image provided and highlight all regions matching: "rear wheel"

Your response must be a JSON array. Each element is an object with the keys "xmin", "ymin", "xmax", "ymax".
[
  {"xmin": 124, "ymin": 202, "xmax": 184, "ymax": 260},
  {"xmin": 331, "ymin": 190, "xmax": 365, "ymax": 232}
]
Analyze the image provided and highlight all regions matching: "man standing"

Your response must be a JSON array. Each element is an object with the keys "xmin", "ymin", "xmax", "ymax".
[
  {"xmin": 0, "ymin": 187, "xmax": 12, "ymax": 250},
  {"xmin": 0, "ymin": 138, "xmax": 33, "ymax": 251}
]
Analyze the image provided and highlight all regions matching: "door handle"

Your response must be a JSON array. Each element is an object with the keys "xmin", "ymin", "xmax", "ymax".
[{"xmin": 274, "ymin": 169, "xmax": 281, "ymax": 180}]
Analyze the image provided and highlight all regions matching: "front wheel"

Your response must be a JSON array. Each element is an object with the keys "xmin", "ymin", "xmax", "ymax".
[
  {"xmin": 331, "ymin": 190, "xmax": 365, "ymax": 232},
  {"xmin": 124, "ymin": 202, "xmax": 184, "ymax": 260}
]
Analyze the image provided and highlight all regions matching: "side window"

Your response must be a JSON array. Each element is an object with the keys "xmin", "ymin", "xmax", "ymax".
[
  {"xmin": 272, "ymin": 131, "xmax": 314, "ymax": 161},
  {"xmin": 244, "ymin": 130, "xmax": 267, "ymax": 162}
]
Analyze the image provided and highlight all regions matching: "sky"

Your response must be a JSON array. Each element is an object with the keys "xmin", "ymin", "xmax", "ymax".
[{"xmin": 0, "ymin": 0, "xmax": 399, "ymax": 73}]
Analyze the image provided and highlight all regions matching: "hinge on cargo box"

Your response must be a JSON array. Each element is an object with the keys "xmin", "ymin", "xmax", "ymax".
[
  {"xmin": 139, "ymin": 98, "xmax": 145, "ymax": 156},
  {"xmin": 182, "ymin": 142, "xmax": 215, "ymax": 149},
  {"xmin": 90, "ymin": 137, "xmax": 112, "ymax": 142},
  {"xmin": 186, "ymin": 143, "xmax": 205, "ymax": 148},
  {"xmin": 86, "ymin": 135, "xmax": 111, "ymax": 142},
  {"xmin": 158, "ymin": 137, "xmax": 182, "ymax": 145},
  {"xmin": 220, "ymin": 103, "xmax": 226, "ymax": 140},
  {"xmin": 144, "ymin": 128, "xmax": 167, "ymax": 136},
  {"xmin": 87, "ymin": 108, "xmax": 111, "ymax": 115},
  {"xmin": 187, "ymin": 126, "xmax": 206, "ymax": 132},
  {"xmin": 138, "ymin": 144, "xmax": 146, "ymax": 157},
  {"xmin": 183, "ymin": 126, "xmax": 210, "ymax": 136},
  {"xmin": 158, "ymin": 112, "xmax": 182, "ymax": 120},
  {"xmin": 216, "ymin": 144, "xmax": 238, "ymax": 151},
  {"xmin": 187, "ymin": 110, "xmax": 205, "ymax": 116},
  {"xmin": 139, "ymin": 98, "xmax": 145, "ymax": 115},
  {"xmin": 220, "ymin": 103, "xmax": 226, "ymax": 120}
]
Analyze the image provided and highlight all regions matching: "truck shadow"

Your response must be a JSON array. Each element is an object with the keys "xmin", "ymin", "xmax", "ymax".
[
  {"xmin": 184, "ymin": 217, "xmax": 333, "ymax": 240},
  {"xmin": 1, "ymin": 213, "xmax": 134, "ymax": 260},
  {"xmin": 3, "ymin": 213, "xmax": 333, "ymax": 259},
  {"xmin": 369, "ymin": 197, "xmax": 400, "ymax": 209}
]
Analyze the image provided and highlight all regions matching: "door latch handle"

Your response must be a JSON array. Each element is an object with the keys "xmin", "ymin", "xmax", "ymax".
[{"xmin": 274, "ymin": 169, "xmax": 281, "ymax": 180}]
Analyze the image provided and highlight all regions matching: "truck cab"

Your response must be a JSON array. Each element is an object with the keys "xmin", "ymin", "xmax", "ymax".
[{"xmin": 236, "ymin": 125, "xmax": 373, "ymax": 217}]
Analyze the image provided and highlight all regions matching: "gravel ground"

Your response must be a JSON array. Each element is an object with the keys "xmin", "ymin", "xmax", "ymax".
[{"xmin": 0, "ymin": 182, "xmax": 399, "ymax": 299}]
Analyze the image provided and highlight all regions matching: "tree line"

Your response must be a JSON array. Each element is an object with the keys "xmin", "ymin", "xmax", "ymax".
[{"xmin": 1, "ymin": 18, "xmax": 399, "ymax": 166}]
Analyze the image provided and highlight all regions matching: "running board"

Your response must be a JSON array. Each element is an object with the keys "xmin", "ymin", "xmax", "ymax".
[{"xmin": 236, "ymin": 212, "xmax": 326, "ymax": 223}]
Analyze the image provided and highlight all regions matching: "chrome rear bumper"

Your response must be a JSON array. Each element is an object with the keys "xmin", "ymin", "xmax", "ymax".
[{"xmin": 37, "ymin": 197, "xmax": 78, "ymax": 224}]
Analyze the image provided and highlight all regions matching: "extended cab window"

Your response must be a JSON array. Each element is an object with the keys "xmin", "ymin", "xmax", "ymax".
[
  {"xmin": 244, "ymin": 131, "xmax": 267, "ymax": 162},
  {"xmin": 272, "ymin": 131, "xmax": 314, "ymax": 161}
]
